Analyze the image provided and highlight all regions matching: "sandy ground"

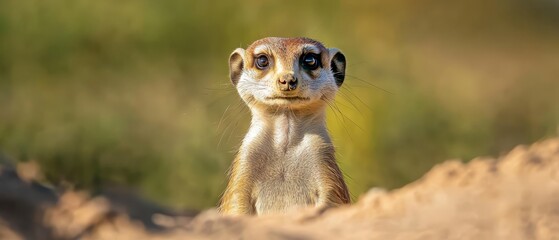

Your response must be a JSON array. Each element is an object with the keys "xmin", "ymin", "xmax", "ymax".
[{"xmin": 1, "ymin": 138, "xmax": 559, "ymax": 240}]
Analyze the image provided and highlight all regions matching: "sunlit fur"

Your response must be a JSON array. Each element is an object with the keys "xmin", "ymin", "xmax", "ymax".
[{"xmin": 219, "ymin": 37, "xmax": 349, "ymax": 215}]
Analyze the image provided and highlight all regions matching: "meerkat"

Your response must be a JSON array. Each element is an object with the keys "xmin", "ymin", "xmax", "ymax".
[{"xmin": 219, "ymin": 37, "xmax": 350, "ymax": 215}]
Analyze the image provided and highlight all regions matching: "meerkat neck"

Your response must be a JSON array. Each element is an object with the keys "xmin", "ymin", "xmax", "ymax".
[
  {"xmin": 252, "ymin": 107, "xmax": 328, "ymax": 129},
  {"xmin": 241, "ymin": 107, "xmax": 331, "ymax": 159}
]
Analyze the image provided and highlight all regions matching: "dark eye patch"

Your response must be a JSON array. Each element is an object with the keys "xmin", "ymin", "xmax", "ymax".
[{"xmin": 300, "ymin": 53, "xmax": 321, "ymax": 71}]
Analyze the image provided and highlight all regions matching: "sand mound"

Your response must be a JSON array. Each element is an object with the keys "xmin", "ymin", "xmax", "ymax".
[{"xmin": 1, "ymin": 138, "xmax": 559, "ymax": 240}]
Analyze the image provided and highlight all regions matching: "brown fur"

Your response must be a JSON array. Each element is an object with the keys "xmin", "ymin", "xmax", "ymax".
[
  {"xmin": 219, "ymin": 37, "xmax": 349, "ymax": 215},
  {"xmin": 219, "ymin": 155, "xmax": 256, "ymax": 214}
]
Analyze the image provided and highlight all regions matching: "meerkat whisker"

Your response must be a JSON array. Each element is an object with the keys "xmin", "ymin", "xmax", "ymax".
[
  {"xmin": 329, "ymin": 100, "xmax": 357, "ymax": 142},
  {"xmin": 340, "ymin": 85, "xmax": 375, "ymax": 113},
  {"xmin": 217, "ymin": 100, "xmax": 246, "ymax": 147},
  {"xmin": 343, "ymin": 74, "xmax": 393, "ymax": 94},
  {"xmin": 338, "ymin": 90, "xmax": 363, "ymax": 113}
]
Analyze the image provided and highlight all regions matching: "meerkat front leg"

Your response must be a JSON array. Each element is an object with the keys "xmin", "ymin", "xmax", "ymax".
[
  {"xmin": 219, "ymin": 156, "xmax": 255, "ymax": 215},
  {"xmin": 316, "ymin": 159, "xmax": 351, "ymax": 208},
  {"xmin": 219, "ymin": 186, "xmax": 254, "ymax": 215}
]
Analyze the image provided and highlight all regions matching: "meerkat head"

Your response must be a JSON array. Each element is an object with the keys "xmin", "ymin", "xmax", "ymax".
[{"xmin": 229, "ymin": 37, "xmax": 346, "ymax": 111}]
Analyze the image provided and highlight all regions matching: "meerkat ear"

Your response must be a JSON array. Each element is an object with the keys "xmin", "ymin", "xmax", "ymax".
[
  {"xmin": 229, "ymin": 48, "xmax": 245, "ymax": 86},
  {"xmin": 328, "ymin": 48, "xmax": 346, "ymax": 87}
]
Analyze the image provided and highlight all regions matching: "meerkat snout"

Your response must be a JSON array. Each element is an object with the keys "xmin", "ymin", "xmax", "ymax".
[{"xmin": 277, "ymin": 73, "xmax": 298, "ymax": 91}]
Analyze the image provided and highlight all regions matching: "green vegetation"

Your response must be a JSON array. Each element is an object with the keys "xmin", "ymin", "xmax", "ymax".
[{"xmin": 1, "ymin": 0, "xmax": 558, "ymax": 209}]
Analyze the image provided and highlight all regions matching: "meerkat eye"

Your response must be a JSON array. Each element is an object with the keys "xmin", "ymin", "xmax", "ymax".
[
  {"xmin": 255, "ymin": 55, "xmax": 269, "ymax": 69},
  {"xmin": 301, "ymin": 53, "xmax": 321, "ymax": 70}
]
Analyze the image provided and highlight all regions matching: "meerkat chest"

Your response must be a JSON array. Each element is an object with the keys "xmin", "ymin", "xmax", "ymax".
[{"xmin": 251, "ymin": 134, "xmax": 327, "ymax": 215}]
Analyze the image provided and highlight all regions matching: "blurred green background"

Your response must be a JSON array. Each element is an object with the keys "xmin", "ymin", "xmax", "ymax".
[{"xmin": 1, "ymin": 0, "xmax": 558, "ymax": 210}]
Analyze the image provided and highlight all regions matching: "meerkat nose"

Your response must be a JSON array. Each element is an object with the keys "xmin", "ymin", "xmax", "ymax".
[{"xmin": 278, "ymin": 73, "xmax": 298, "ymax": 91}]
